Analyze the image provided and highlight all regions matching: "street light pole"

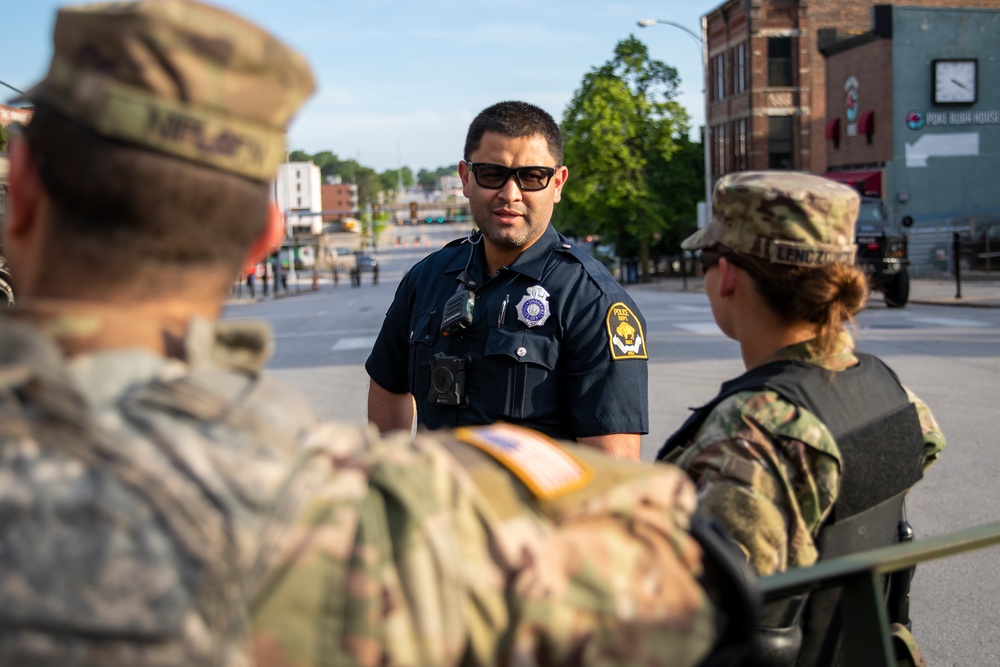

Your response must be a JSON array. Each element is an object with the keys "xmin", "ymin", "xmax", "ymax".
[{"xmin": 638, "ymin": 18, "xmax": 713, "ymax": 230}]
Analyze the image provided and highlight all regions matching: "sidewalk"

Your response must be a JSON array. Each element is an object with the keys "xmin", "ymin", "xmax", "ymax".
[
  {"xmin": 227, "ymin": 272, "xmax": 1000, "ymax": 309},
  {"xmin": 629, "ymin": 275, "xmax": 1000, "ymax": 308}
]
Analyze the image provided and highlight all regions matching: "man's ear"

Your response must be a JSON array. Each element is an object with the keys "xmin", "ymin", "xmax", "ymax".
[
  {"xmin": 717, "ymin": 257, "xmax": 739, "ymax": 298},
  {"xmin": 458, "ymin": 160, "xmax": 471, "ymax": 197},
  {"xmin": 244, "ymin": 202, "xmax": 285, "ymax": 271},
  {"xmin": 6, "ymin": 134, "xmax": 43, "ymax": 242}
]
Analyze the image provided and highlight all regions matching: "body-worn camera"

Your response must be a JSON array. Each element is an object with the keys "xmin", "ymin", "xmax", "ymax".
[
  {"xmin": 440, "ymin": 289, "xmax": 475, "ymax": 338},
  {"xmin": 428, "ymin": 353, "xmax": 469, "ymax": 407}
]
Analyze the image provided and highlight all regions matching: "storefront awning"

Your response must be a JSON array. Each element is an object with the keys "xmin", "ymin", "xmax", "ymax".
[{"xmin": 823, "ymin": 169, "xmax": 882, "ymax": 196}]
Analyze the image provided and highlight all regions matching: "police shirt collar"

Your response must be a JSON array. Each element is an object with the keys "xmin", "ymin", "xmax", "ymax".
[
  {"xmin": 500, "ymin": 223, "xmax": 559, "ymax": 281},
  {"xmin": 442, "ymin": 223, "xmax": 558, "ymax": 283}
]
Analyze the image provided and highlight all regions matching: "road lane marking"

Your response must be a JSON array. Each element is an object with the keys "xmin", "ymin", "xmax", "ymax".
[
  {"xmin": 674, "ymin": 322, "xmax": 727, "ymax": 336},
  {"xmin": 909, "ymin": 317, "xmax": 991, "ymax": 329}
]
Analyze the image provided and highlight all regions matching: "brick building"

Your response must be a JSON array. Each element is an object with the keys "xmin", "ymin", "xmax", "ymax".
[
  {"xmin": 703, "ymin": 0, "xmax": 1000, "ymax": 186},
  {"xmin": 321, "ymin": 181, "xmax": 359, "ymax": 222},
  {"xmin": 0, "ymin": 103, "xmax": 33, "ymax": 130}
]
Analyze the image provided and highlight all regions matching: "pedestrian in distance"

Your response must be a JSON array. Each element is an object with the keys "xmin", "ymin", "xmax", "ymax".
[
  {"xmin": 245, "ymin": 265, "xmax": 256, "ymax": 298},
  {"xmin": 276, "ymin": 257, "xmax": 289, "ymax": 294},
  {"xmin": 371, "ymin": 260, "xmax": 379, "ymax": 286},
  {"xmin": 658, "ymin": 171, "xmax": 945, "ymax": 666},
  {"xmin": 0, "ymin": 2, "xmax": 757, "ymax": 665},
  {"xmin": 366, "ymin": 101, "xmax": 649, "ymax": 459}
]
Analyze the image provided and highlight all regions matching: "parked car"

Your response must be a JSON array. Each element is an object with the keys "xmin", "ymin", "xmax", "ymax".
[
  {"xmin": 854, "ymin": 196, "xmax": 910, "ymax": 308},
  {"xmin": 355, "ymin": 255, "xmax": 378, "ymax": 272}
]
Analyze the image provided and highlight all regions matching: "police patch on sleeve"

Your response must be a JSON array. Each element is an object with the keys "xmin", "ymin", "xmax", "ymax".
[
  {"xmin": 606, "ymin": 302, "xmax": 648, "ymax": 360},
  {"xmin": 455, "ymin": 423, "xmax": 593, "ymax": 500}
]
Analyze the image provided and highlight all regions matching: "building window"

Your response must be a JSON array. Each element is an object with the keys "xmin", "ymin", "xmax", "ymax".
[
  {"xmin": 767, "ymin": 37, "xmax": 793, "ymax": 87},
  {"xmin": 768, "ymin": 116, "xmax": 794, "ymax": 169},
  {"xmin": 713, "ymin": 53, "xmax": 726, "ymax": 101},
  {"xmin": 733, "ymin": 118, "xmax": 749, "ymax": 171},
  {"xmin": 713, "ymin": 123, "xmax": 728, "ymax": 175},
  {"xmin": 734, "ymin": 42, "xmax": 747, "ymax": 94},
  {"xmin": 296, "ymin": 183, "xmax": 301, "ymax": 192}
]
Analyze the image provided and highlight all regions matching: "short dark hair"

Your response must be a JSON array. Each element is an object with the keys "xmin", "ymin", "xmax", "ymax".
[
  {"xmin": 24, "ymin": 106, "xmax": 269, "ymax": 294},
  {"xmin": 463, "ymin": 101, "xmax": 563, "ymax": 165}
]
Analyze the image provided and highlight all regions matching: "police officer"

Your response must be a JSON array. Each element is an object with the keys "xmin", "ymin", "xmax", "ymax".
[
  {"xmin": 658, "ymin": 171, "xmax": 945, "ymax": 665},
  {"xmin": 366, "ymin": 101, "xmax": 649, "ymax": 459},
  {"xmin": 0, "ymin": 3, "xmax": 752, "ymax": 665}
]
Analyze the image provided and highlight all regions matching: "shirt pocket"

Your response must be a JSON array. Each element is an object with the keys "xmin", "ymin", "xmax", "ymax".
[
  {"xmin": 483, "ymin": 328, "xmax": 560, "ymax": 420},
  {"xmin": 408, "ymin": 309, "xmax": 439, "ymax": 399}
]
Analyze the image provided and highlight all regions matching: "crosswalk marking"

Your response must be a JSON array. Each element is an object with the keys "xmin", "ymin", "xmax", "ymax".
[{"xmin": 332, "ymin": 337, "xmax": 374, "ymax": 351}]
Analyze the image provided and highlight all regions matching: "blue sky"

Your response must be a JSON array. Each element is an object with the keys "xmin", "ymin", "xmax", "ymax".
[{"xmin": 3, "ymin": 1, "xmax": 720, "ymax": 173}]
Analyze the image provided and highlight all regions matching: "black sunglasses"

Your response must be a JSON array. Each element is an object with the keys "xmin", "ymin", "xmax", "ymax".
[
  {"xmin": 699, "ymin": 247, "xmax": 727, "ymax": 272},
  {"xmin": 466, "ymin": 162, "xmax": 556, "ymax": 192}
]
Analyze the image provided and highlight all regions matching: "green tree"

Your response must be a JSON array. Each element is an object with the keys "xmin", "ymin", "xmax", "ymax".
[
  {"xmin": 416, "ymin": 165, "xmax": 459, "ymax": 192},
  {"xmin": 353, "ymin": 166, "xmax": 382, "ymax": 207},
  {"xmin": 378, "ymin": 167, "xmax": 414, "ymax": 195},
  {"xmin": 0, "ymin": 124, "xmax": 7, "ymax": 152},
  {"xmin": 558, "ymin": 36, "xmax": 692, "ymax": 282}
]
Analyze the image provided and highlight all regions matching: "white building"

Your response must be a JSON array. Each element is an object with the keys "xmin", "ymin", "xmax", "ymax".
[{"xmin": 272, "ymin": 161, "xmax": 323, "ymax": 234}]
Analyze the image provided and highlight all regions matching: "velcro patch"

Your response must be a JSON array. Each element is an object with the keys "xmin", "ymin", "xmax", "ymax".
[
  {"xmin": 455, "ymin": 423, "xmax": 593, "ymax": 500},
  {"xmin": 606, "ymin": 302, "xmax": 648, "ymax": 360}
]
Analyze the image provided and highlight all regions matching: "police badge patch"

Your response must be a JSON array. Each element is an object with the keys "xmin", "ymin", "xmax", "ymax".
[
  {"xmin": 606, "ymin": 302, "xmax": 647, "ymax": 360},
  {"xmin": 516, "ymin": 285, "xmax": 551, "ymax": 327}
]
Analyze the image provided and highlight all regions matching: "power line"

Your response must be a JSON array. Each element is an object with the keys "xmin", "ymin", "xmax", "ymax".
[{"xmin": 0, "ymin": 79, "xmax": 25, "ymax": 96}]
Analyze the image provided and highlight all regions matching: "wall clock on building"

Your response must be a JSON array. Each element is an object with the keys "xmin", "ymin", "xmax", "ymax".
[{"xmin": 933, "ymin": 59, "xmax": 977, "ymax": 104}]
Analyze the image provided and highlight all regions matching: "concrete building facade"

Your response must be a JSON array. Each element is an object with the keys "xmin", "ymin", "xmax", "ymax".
[
  {"xmin": 822, "ymin": 5, "xmax": 1000, "ymax": 274},
  {"xmin": 273, "ymin": 161, "xmax": 323, "ymax": 235}
]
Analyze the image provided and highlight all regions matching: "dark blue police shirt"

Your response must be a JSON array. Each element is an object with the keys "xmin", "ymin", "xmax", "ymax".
[{"xmin": 365, "ymin": 224, "xmax": 649, "ymax": 440}]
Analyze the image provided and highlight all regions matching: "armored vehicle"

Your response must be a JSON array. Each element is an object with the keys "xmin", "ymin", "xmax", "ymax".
[{"xmin": 854, "ymin": 196, "xmax": 910, "ymax": 308}]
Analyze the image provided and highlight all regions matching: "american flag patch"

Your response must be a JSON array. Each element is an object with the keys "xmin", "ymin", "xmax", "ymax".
[{"xmin": 456, "ymin": 423, "xmax": 593, "ymax": 500}]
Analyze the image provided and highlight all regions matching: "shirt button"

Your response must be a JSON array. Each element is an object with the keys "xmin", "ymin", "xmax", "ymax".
[
  {"xmin": 516, "ymin": 347, "xmax": 527, "ymax": 357},
  {"xmin": 561, "ymin": 243, "xmax": 571, "ymax": 249}
]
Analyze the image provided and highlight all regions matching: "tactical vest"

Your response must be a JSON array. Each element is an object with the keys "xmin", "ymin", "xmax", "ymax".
[{"xmin": 659, "ymin": 353, "xmax": 925, "ymax": 667}]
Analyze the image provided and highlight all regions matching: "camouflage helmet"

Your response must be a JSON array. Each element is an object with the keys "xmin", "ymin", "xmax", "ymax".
[
  {"xmin": 682, "ymin": 171, "xmax": 860, "ymax": 267},
  {"xmin": 13, "ymin": 0, "xmax": 315, "ymax": 182}
]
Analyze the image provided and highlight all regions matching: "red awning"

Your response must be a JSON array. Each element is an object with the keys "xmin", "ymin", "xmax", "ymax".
[
  {"xmin": 825, "ymin": 117, "xmax": 841, "ymax": 141},
  {"xmin": 859, "ymin": 110, "xmax": 875, "ymax": 136},
  {"xmin": 823, "ymin": 169, "xmax": 883, "ymax": 196}
]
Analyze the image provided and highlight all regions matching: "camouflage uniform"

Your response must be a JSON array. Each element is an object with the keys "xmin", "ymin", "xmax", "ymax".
[
  {"xmin": 0, "ymin": 2, "xmax": 735, "ymax": 665},
  {"xmin": 0, "ymin": 310, "xmax": 358, "ymax": 665},
  {"xmin": 663, "ymin": 171, "xmax": 945, "ymax": 576},
  {"xmin": 253, "ymin": 422, "xmax": 719, "ymax": 667},
  {"xmin": 660, "ymin": 333, "xmax": 944, "ymax": 576}
]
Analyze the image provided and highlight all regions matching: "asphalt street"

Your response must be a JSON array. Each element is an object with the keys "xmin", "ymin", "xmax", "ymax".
[{"xmin": 224, "ymin": 222, "xmax": 1000, "ymax": 665}]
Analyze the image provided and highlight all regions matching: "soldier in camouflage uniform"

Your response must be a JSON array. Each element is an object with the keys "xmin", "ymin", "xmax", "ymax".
[
  {"xmin": 0, "ymin": 2, "xmax": 751, "ymax": 665},
  {"xmin": 658, "ymin": 171, "xmax": 944, "ymax": 665}
]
